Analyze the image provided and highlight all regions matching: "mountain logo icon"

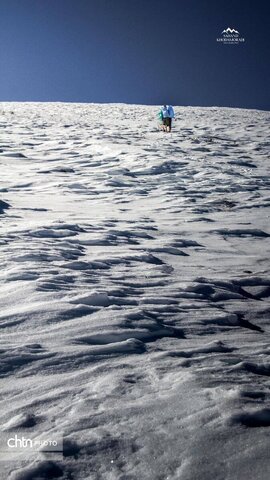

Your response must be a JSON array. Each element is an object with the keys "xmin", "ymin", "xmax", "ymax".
[
  {"xmin": 222, "ymin": 27, "xmax": 239, "ymax": 34},
  {"xmin": 217, "ymin": 27, "xmax": 245, "ymax": 44}
]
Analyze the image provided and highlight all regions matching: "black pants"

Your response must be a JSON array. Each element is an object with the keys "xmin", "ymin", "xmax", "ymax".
[{"xmin": 162, "ymin": 117, "xmax": 172, "ymax": 128}]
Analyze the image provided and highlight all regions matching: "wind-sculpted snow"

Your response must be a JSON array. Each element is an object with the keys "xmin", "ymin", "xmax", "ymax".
[{"xmin": 0, "ymin": 103, "xmax": 270, "ymax": 479}]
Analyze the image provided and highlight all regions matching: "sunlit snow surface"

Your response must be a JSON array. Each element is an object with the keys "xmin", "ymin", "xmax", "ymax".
[{"xmin": 1, "ymin": 103, "xmax": 270, "ymax": 480}]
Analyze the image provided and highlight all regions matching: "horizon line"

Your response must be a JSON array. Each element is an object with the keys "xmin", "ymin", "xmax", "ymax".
[{"xmin": 0, "ymin": 100, "xmax": 269, "ymax": 113}]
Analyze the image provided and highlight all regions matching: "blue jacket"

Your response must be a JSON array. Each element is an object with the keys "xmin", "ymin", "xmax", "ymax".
[{"xmin": 160, "ymin": 105, "xmax": 175, "ymax": 119}]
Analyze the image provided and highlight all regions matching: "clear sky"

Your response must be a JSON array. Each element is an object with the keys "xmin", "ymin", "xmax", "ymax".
[{"xmin": 1, "ymin": 0, "xmax": 269, "ymax": 109}]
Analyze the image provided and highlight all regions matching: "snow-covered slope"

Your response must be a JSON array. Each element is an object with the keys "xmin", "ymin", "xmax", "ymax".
[{"xmin": 0, "ymin": 103, "xmax": 270, "ymax": 480}]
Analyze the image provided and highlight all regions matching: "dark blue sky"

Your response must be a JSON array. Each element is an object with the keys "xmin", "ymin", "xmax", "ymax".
[{"xmin": 1, "ymin": 0, "xmax": 269, "ymax": 109}]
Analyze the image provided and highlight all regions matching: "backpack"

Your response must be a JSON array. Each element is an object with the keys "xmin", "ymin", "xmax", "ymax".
[
  {"xmin": 167, "ymin": 106, "xmax": 174, "ymax": 118},
  {"xmin": 161, "ymin": 105, "xmax": 174, "ymax": 119}
]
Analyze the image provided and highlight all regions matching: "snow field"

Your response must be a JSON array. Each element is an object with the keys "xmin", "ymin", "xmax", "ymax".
[{"xmin": 0, "ymin": 103, "xmax": 270, "ymax": 479}]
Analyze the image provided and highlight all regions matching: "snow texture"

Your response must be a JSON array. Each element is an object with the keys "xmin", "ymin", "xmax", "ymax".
[{"xmin": 0, "ymin": 103, "xmax": 270, "ymax": 479}]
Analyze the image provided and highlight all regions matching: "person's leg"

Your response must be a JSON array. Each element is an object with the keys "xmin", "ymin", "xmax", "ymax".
[{"xmin": 164, "ymin": 117, "xmax": 170, "ymax": 132}]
